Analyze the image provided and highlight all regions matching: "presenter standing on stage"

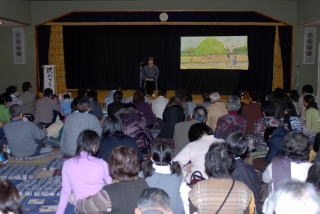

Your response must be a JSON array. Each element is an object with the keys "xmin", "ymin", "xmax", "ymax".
[{"xmin": 142, "ymin": 57, "xmax": 159, "ymax": 96}]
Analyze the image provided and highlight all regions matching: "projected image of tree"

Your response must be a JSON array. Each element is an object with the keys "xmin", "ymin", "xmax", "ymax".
[{"xmin": 180, "ymin": 36, "xmax": 249, "ymax": 70}]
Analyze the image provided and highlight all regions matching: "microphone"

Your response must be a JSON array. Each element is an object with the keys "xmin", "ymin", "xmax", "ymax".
[{"xmin": 139, "ymin": 61, "xmax": 145, "ymax": 65}]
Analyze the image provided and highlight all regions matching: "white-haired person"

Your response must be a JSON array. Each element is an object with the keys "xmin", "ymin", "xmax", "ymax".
[
  {"xmin": 206, "ymin": 92, "xmax": 228, "ymax": 131},
  {"xmin": 263, "ymin": 180, "xmax": 320, "ymax": 214}
]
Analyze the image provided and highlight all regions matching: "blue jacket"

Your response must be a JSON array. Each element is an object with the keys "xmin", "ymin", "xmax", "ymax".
[{"xmin": 265, "ymin": 127, "xmax": 288, "ymax": 163}]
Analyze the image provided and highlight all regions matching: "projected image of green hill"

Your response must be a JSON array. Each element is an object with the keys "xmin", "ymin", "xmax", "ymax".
[{"xmin": 193, "ymin": 37, "xmax": 227, "ymax": 56}]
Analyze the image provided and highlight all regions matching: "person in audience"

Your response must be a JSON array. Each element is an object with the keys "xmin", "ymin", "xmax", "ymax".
[
  {"xmin": 283, "ymin": 102, "xmax": 303, "ymax": 132},
  {"xmin": 303, "ymin": 95, "xmax": 320, "ymax": 132},
  {"xmin": 133, "ymin": 90, "xmax": 156, "ymax": 126},
  {"xmin": 87, "ymin": 90, "xmax": 103, "ymax": 120},
  {"xmin": 189, "ymin": 143, "xmax": 253, "ymax": 213},
  {"xmin": 0, "ymin": 180, "xmax": 22, "ymax": 214},
  {"xmin": 3, "ymin": 105, "xmax": 55, "ymax": 158},
  {"xmin": 215, "ymin": 95, "xmax": 247, "ymax": 140},
  {"xmin": 125, "ymin": 88, "xmax": 151, "ymax": 104},
  {"xmin": 242, "ymin": 91, "xmax": 263, "ymax": 134},
  {"xmin": 174, "ymin": 123, "xmax": 223, "ymax": 182},
  {"xmin": 20, "ymin": 82, "xmax": 36, "ymax": 116},
  {"xmin": 226, "ymin": 132, "xmax": 262, "ymax": 214},
  {"xmin": 306, "ymin": 163, "xmax": 320, "ymax": 191},
  {"xmin": 184, "ymin": 93, "xmax": 196, "ymax": 119},
  {"xmin": 96, "ymin": 116, "xmax": 143, "ymax": 162},
  {"xmin": 253, "ymin": 101, "xmax": 283, "ymax": 152},
  {"xmin": 116, "ymin": 104, "xmax": 152, "ymax": 154},
  {"xmin": 142, "ymin": 143, "xmax": 184, "ymax": 214},
  {"xmin": 104, "ymin": 83, "xmax": 122, "ymax": 107},
  {"xmin": 61, "ymin": 97, "xmax": 102, "ymax": 156},
  {"xmin": 173, "ymin": 106, "xmax": 207, "ymax": 156},
  {"xmin": 271, "ymin": 88, "xmax": 291, "ymax": 119},
  {"xmin": 263, "ymin": 180, "xmax": 320, "ymax": 214},
  {"xmin": 158, "ymin": 96, "xmax": 185, "ymax": 138},
  {"xmin": 289, "ymin": 90, "xmax": 301, "ymax": 117},
  {"xmin": 300, "ymin": 84, "xmax": 314, "ymax": 120},
  {"xmin": 6, "ymin": 85, "xmax": 21, "ymax": 106},
  {"xmin": 107, "ymin": 90, "xmax": 125, "ymax": 117},
  {"xmin": 0, "ymin": 93, "xmax": 11, "ymax": 123},
  {"xmin": 60, "ymin": 94, "xmax": 72, "ymax": 116},
  {"xmin": 71, "ymin": 89, "xmax": 87, "ymax": 112},
  {"xmin": 206, "ymin": 92, "xmax": 228, "ymax": 131},
  {"xmin": 264, "ymin": 126, "xmax": 288, "ymax": 163},
  {"xmin": 151, "ymin": 89, "xmax": 169, "ymax": 120},
  {"xmin": 34, "ymin": 88, "xmax": 60, "ymax": 126},
  {"xmin": 262, "ymin": 132, "xmax": 312, "ymax": 192},
  {"xmin": 57, "ymin": 130, "xmax": 112, "ymax": 214},
  {"xmin": 201, "ymin": 92, "xmax": 211, "ymax": 108},
  {"xmin": 135, "ymin": 188, "xmax": 173, "ymax": 214},
  {"xmin": 103, "ymin": 146, "xmax": 149, "ymax": 213}
]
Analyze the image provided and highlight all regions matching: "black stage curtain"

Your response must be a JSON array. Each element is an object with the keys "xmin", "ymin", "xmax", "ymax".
[{"xmin": 63, "ymin": 25, "xmax": 290, "ymax": 94}]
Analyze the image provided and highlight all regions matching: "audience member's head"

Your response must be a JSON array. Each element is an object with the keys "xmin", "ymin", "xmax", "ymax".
[
  {"xmin": 226, "ymin": 131, "xmax": 248, "ymax": 158},
  {"xmin": 185, "ymin": 93, "xmax": 193, "ymax": 102},
  {"xmin": 9, "ymin": 105, "xmax": 23, "ymax": 119},
  {"xmin": 283, "ymin": 132, "xmax": 309, "ymax": 162},
  {"xmin": 0, "ymin": 93, "xmax": 12, "ymax": 107},
  {"xmin": 0, "ymin": 180, "xmax": 22, "ymax": 214},
  {"xmin": 103, "ymin": 116, "xmax": 124, "ymax": 137},
  {"xmin": 188, "ymin": 123, "xmax": 213, "ymax": 142},
  {"xmin": 133, "ymin": 90, "xmax": 145, "ymax": 104},
  {"xmin": 43, "ymin": 88, "xmax": 53, "ymax": 98},
  {"xmin": 108, "ymin": 146, "xmax": 140, "ymax": 182},
  {"xmin": 113, "ymin": 90, "xmax": 123, "ymax": 103},
  {"xmin": 202, "ymin": 92, "xmax": 210, "ymax": 103},
  {"xmin": 303, "ymin": 95, "xmax": 318, "ymax": 110},
  {"xmin": 77, "ymin": 97, "xmax": 91, "ymax": 112},
  {"xmin": 175, "ymin": 89, "xmax": 187, "ymax": 101},
  {"xmin": 22, "ymin": 82, "xmax": 32, "ymax": 93},
  {"xmin": 302, "ymin": 84, "xmax": 313, "ymax": 95},
  {"xmin": 307, "ymin": 163, "xmax": 320, "ymax": 190},
  {"xmin": 264, "ymin": 126, "xmax": 277, "ymax": 142},
  {"xmin": 6, "ymin": 86, "xmax": 19, "ymax": 97},
  {"xmin": 264, "ymin": 180, "xmax": 320, "ymax": 214},
  {"xmin": 77, "ymin": 89, "xmax": 87, "ymax": 98},
  {"xmin": 191, "ymin": 106, "xmax": 208, "ymax": 123},
  {"xmin": 249, "ymin": 90, "xmax": 262, "ymax": 103},
  {"xmin": 226, "ymin": 95, "xmax": 241, "ymax": 112},
  {"xmin": 135, "ymin": 188, "xmax": 172, "ymax": 214},
  {"xmin": 209, "ymin": 92, "xmax": 220, "ymax": 104},
  {"xmin": 262, "ymin": 100, "xmax": 275, "ymax": 117},
  {"xmin": 63, "ymin": 94, "xmax": 71, "ymax": 100},
  {"xmin": 87, "ymin": 90, "xmax": 98, "ymax": 100},
  {"xmin": 143, "ymin": 143, "xmax": 181, "ymax": 177},
  {"xmin": 76, "ymin": 130, "xmax": 100, "ymax": 156},
  {"xmin": 289, "ymin": 90, "xmax": 300, "ymax": 103},
  {"xmin": 205, "ymin": 143, "xmax": 234, "ymax": 178},
  {"xmin": 166, "ymin": 96, "xmax": 182, "ymax": 108},
  {"xmin": 284, "ymin": 102, "xmax": 297, "ymax": 116},
  {"xmin": 158, "ymin": 90, "xmax": 167, "ymax": 97}
]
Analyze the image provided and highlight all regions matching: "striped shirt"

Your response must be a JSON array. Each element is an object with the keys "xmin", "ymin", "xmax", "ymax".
[{"xmin": 34, "ymin": 97, "xmax": 60, "ymax": 124}]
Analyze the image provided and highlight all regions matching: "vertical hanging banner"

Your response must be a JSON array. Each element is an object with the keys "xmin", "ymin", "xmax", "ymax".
[
  {"xmin": 43, "ymin": 65, "xmax": 56, "ymax": 94},
  {"xmin": 304, "ymin": 28, "xmax": 317, "ymax": 64},
  {"xmin": 12, "ymin": 28, "xmax": 25, "ymax": 64}
]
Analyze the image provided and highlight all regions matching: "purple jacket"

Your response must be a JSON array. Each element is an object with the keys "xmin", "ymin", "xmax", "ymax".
[{"xmin": 134, "ymin": 102, "xmax": 156, "ymax": 126}]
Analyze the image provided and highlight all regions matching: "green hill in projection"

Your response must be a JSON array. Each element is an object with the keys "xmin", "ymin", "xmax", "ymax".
[{"xmin": 193, "ymin": 37, "xmax": 227, "ymax": 56}]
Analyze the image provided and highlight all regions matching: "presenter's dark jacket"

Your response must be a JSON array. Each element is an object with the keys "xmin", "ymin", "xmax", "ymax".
[{"xmin": 142, "ymin": 65, "xmax": 159, "ymax": 81}]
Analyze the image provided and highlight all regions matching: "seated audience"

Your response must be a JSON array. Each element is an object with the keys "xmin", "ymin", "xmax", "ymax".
[
  {"xmin": 189, "ymin": 143, "xmax": 253, "ymax": 213},
  {"xmin": 174, "ymin": 123, "xmax": 223, "ymax": 181},
  {"xmin": 6, "ymin": 85, "xmax": 21, "ymax": 106},
  {"xmin": 206, "ymin": 92, "xmax": 228, "ymax": 131},
  {"xmin": 303, "ymin": 95, "xmax": 320, "ymax": 132},
  {"xmin": 272, "ymin": 88, "xmax": 291, "ymax": 119},
  {"xmin": 289, "ymin": 90, "xmax": 301, "ymax": 117},
  {"xmin": 158, "ymin": 96, "xmax": 185, "ymax": 138},
  {"xmin": 57, "ymin": 130, "xmax": 112, "ymax": 214},
  {"xmin": 71, "ymin": 89, "xmax": 87, "ymax": 112},
  {"xmin": 104, "ymin": 83, "xmax": 122, "ymax": 107},
  {"xmin": 173, "ymin": 106, "xmax": 207, "ymax": 156},
  {"xmin": 34, "ymin": 88, "xmax": 60, "ymax": 126},
  {"xmin": 306, "ymin": 162, "xmax": 320, "ymax": 191},
  {"xmin": 103, "ymin": 146, "xmax": 148, "ymax": 213},
  {"xmin": 61, "ymin": 97, "xmax": 102, "ymax": 156},
  {"xmin": 184, "ymin": 93, "xmax": 196, "ymax": 119},
  {"xmin": 226, "ymin": 132, "xmax": 262, "ymax": 214},
  {"xmin": 0, "ymin": 93, "xmax": 11, "ymax": 123},
  {"xmin": 241, "ymin": 91, "xmax": 263, "ymax": 133},
  {"xmin": 151, "ymin": 89, "xmax": 169, "ymax": 120},
  {"xmin": 264, "ymin": 126, "xmax": 288, "ymax": 163},
  {"xmin": 116, "ymin": 104, "xmax": 152, "ymax": 154},
  {"xmin": 60, "ymin": 94, "xmax": 72, "ymax": 116},
  {"xmin": 125, "ymin": 88, "xmax": 151, "ymax": 104},
  {"xmin": 20, "ymin": 82, "xmax": 36, "ymax": 116},
  {"xmin": 135, "ymin": 188, "xmax": 173, "ymax": 214},
  {"xmin": 300, "ymin": 84, "xmax": 314, "ymax": 120},
  {"xmin": 87, "ymin": 90, "xmax": 103, "ymax": 120},
  {"xmin": 215, "ymin": 95, "xmax": 247, "ymax": 140},
  {"xmin": 201, "ymin": 92, "xmax": 211, "ymax": 108},
  {"xmin": 263, "ymin": 180, "xmax": 320, "ymax": 214},
  {"xmin": 142, "ymin": 143, "xmax": 184, "ymax": 214},
  {"xmin": 107, "ymin": 90, "xmax": 125, "ymax": 117},
  {"xmin": 0, "ymin": 180, "xmax": 22, "ymax": 214},
  {"xmin": 3, "ymin": 105, "xmax": 54, "ymax": 158},
  {"xmin": 283, "ymin": 102, "xmax": 303, "ymax": 132},
  {"xmin": 133, "ymin": 90, "xmax": 156, "ymax": 126},
  {"xmin": 262, "ymin": 132, "xmax": 312, "ymax": 192},
  {"xmin": 96, "ymin": 116, "xmax": 142, "ymax": 162},
  {"xmin": 253, "ymin": 101, "xmax": 283, "ymax": 152}
]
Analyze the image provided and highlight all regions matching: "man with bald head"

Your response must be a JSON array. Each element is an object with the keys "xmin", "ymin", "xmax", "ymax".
[{"xmin": 206, "ymin": 92, "xmax": 228, "ymax": 131}]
